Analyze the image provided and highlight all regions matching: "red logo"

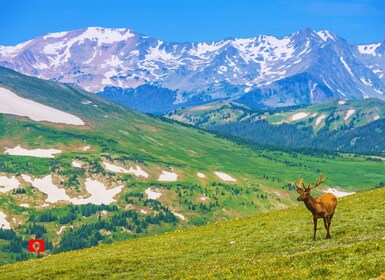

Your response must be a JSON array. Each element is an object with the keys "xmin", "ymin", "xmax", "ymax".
[{"xmin": 28, "ymin": 239, "xmax": 45, "ymax": 254}]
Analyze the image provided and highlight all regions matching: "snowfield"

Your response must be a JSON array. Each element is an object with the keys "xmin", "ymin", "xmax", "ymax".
[
  {"xmin": 5, "ymin": 145, "xmax": 62, "ymax": 158},
  {"xmin": 128, "ymin": 166, "xmax": 149, "ymax": 178},
  {"xmin": 103, "ymin": 162, "xmax": 130, "ymax": 173},
  {"xmin": 214, "ymin": 171, "xmax": 236, "ymax": 182},
  {"xmin": 103, "ymin": 162, "xmax": 149, "ymax": 178},
  {"xmin": 291, "ymin": 112, "xmax": 309, "ymax": 121},
  {"xmin": 344, "ymin": 109, "xmax": 355, "ymax": 120},
  {"xmin": 21, "ymin": 174, "xmax": 123, "ymax": 205},
  {"xmin": 323, "ymin": 188, "xmax": 356, "ymax": 198},
  {"xmin": 0, "ymin": 87, "xmax": 85, "ymax": 125},
  {"xmin": 158, "ymin": 171, "xmax": 178, "ymax": 182},
  {"xmin": 72, "ymin": 179, "xmax": 123, "ymax": 205},
  {"xmin": 22, "ymin": 174, "xmax": 72, "ymax": 203},
  {"xmin": 0, "ymin": 175, "xmax": 20, "ymax": 193},
  {"xmin": 0, "ymin": 211, "xmax": 11, "ymax": 229},
  {"xmin": 145, "ymin": 188, "xmax": 162, "ymax": 200}
]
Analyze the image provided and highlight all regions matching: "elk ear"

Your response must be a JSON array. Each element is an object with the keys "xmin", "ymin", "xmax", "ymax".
[{"xmin": 296, "ymin": 188, "xmax": 302, "ymax": 194}]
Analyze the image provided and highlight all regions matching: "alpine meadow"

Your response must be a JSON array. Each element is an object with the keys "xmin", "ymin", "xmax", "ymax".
[{"xmin": 1, "ymin": 4, "xmax": 385, "ymax": 278}]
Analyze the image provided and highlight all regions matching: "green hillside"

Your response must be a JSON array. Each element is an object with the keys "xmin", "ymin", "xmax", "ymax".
[
  {"xmin": 1, "ymin": 186, "xmax": 384, "ymax": 279},
  {"xmin": 0, "ymin": 66, "xmax": 384, "ymax": 264},
  {"xmin": 165, "ymin": 99, "xmax": 385, "ymax": 153}
]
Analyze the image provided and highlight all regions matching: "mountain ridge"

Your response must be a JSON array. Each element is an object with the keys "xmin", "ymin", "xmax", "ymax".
[{"xmin": 1, "ymin": 27, "xmax": 384, "ymax": 112}]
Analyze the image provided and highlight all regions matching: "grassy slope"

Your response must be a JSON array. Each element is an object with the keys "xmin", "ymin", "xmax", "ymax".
[
  {"xmin": 1, "ymin": 187, "xmax": 384, "ymax": 279},
  {"xmin": 1, "ymin": 66, "xmax": 385, "ymax": 266},
  {"xmin": 166, "ymin": 98, "xmax": 385, "ymax": 131}
]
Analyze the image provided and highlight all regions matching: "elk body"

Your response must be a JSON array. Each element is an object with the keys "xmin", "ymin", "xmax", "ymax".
[{"xmin": 294, "ymin": 174, "xmax": 337, "ymax": 241}]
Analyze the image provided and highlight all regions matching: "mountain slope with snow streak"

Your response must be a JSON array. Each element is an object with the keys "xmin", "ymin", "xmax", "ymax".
[{"xmin": 1, "ymin": 27, "xmax": 385, "ymax": 112}]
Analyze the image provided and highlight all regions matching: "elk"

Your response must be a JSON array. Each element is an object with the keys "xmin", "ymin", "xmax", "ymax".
[{"xmin": 293, "ymin": 173, "xmax": 337, "ymax": 241}]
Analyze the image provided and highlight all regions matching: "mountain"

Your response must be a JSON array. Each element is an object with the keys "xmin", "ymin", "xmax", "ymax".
[
  {"xmin": 1, "ymin": 27, "xmax": 385, "ymax": 113},
  {"xmin": 1, "ymin": 186, "xmax": 385, "ymax": 279},
  {"xmin": 0, "ymin": 66, "xmax": 384, "ymax": 264},
  {"xmin": 166, "ymin": 98, "xmax": 385, "ymax": 153}
]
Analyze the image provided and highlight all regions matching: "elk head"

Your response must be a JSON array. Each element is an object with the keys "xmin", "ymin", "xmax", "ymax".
[{"xmin": 293, "ymin": 173, "xmax": 327, "ymax": 201}]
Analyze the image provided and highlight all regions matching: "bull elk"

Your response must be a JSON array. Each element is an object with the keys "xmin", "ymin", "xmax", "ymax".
[{"xmin": 293, "ymin": 173, "xmax": 337, "ymax": 241}]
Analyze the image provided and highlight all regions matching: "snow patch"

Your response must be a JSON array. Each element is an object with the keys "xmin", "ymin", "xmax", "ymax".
[
  {"xmin": 103, "ymin": 162, "xmax": 130, "ymax": 173},
  {"xmin": 357, "ymin": 43, "xmax": 381, "ymax": 56},
  {"xmin": 145, "ymin": 188, "xmax": 161, "ymax": 200},
  {"xmin": 22, "ymin": 174, "xmax": 71, "ymax": 203},
  {"xmin": 5, "ymin": 145, "xmax": 61, "ymax": 158},
  {"xmin": 158, "ymin": 171, "xmax": 178, "ymax": 182},
  {"xmin": 57, "ymin": 226, "xmax": 66, "ymax": 235},
  {"xmin": 291, "ymin": 112, "xmax": 309, "ymax": 121},
  {"xmin": 0, "ymin": 87, "xmax": 85, "ymax": 125},
  {"xmin": 214, "ymin": 171, "xmax": 236, "ymax": 182},
  {"xmin": 172, "ymin": 211, "xmax": 185, "ymax": 220},
  {"xmin": 72, "ymin": 160, "xmax": 82, "ymax": 168},
  {"xmin": 338, "ymin": 100, "xmax": 346, "ymax": 105},
  {"xmin": 0, "ymin": 175, "xmax": 20, "ymax": 193},
  {"xmin": 128, "ymin": 166, "xmax": 149, "ymax": 179},
  {"xmin": 323, "ymin": 188, "xmax": 356, "ymax": 198},
  {"xmin": 339, "ymin": 57, "xmax": 354, "ymax": 76},
  {"xmin": 22, "ymin": 175, "xmax": 123, "ymax": 205},
  {"xmin": 315, "ymin": 114, "xmax": 326, "ymax": 126},
  {"xmin": 103, "ymin": 162, "xmax": 148, "ymax": 178},
  {"xmin": 43, "ymin": 31, "xmax": 69, "ymax": 39},
  {"xmin": 197, "ymin": 172, "xmax": 206, "ymax": 178},
  {"xmin": 72, "ymin": 179, "xmax": 123, "ymax": 205},
  {"xmin": 344, "ymin": 109, "xmax": 355, "ymax": 121},
  {"xmin": 0, "ymin": 211, "xmax": 11, "ymax": 229},
  {"xmin": 360, "ymin": 77, "xmax": 372, "ymax": 87},
  {"xmin": 317, "ymin": 30, "xmax": 336, "ymax": 42},
  {"xmin": 310, "ymin": 83, "xmax": 317, "ymax": 101}
]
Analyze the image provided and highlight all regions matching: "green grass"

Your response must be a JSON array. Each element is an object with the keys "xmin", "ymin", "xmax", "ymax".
[
  {"xmin": 1, "ymin": 66, "xmax": 385, "ymax": 265},
  {"xmin": 1, "ymin": 187, "xmax": 385, "ymax": 279}
]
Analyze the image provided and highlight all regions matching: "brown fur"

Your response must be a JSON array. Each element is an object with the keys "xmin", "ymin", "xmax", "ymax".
[{"xmin": 294, "ymin": 174, "xmax": 337, "ymax": 241}]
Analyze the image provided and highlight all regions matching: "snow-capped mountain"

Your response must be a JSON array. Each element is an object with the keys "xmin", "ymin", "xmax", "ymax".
[{"xmin": 0, "ymin": 27, "xmax": 384, "ymax": 112}]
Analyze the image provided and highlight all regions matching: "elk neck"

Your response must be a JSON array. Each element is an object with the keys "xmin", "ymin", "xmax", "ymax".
[{"xmin": 303, "ymin": 195, "xmax": 318, "ymax": 214}]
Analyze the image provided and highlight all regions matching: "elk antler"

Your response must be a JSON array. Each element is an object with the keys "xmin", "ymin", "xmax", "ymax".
[
  {"xmin": 293, "ymin": 175, "xmax": 305, "ymax": 190},
  {"xmin": 308, "ymin": 173, "xmax": 327, "ymax": 190}
]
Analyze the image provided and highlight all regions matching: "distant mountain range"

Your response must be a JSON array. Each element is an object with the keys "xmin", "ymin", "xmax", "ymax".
[
  {"xmin": 165, "ymin": 98, "xmax": 385, "ymax": 153},
  {"xmin": 1, "ymin": 27, "xmax": 385, "ymax": 113}
]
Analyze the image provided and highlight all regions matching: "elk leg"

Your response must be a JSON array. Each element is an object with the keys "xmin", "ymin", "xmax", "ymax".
[
  {"xmin": 313, "ymin": 218, "xmax": 317, "ymax": 241},
  {"xmin": 324, "ymin": 217, "xmax": 331, "ymax": 239},
  {"xmin": 327, "ymin": 214, "xmax": 334, "ymax": 239}
]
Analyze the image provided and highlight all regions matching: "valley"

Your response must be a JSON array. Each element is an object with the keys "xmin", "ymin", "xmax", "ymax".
[
  {"xmin": 0, "ymin": 66, "xmax": 384, "ymax": 265},
  {"xmin": 165, "ymin": 98, "xmax": 385, "ymax": 153}
]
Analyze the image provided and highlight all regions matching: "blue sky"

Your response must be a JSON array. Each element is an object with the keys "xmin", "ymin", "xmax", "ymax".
[{"xmin": 1, "ymin": 0, "xmax": 384, "ymax": 45}]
